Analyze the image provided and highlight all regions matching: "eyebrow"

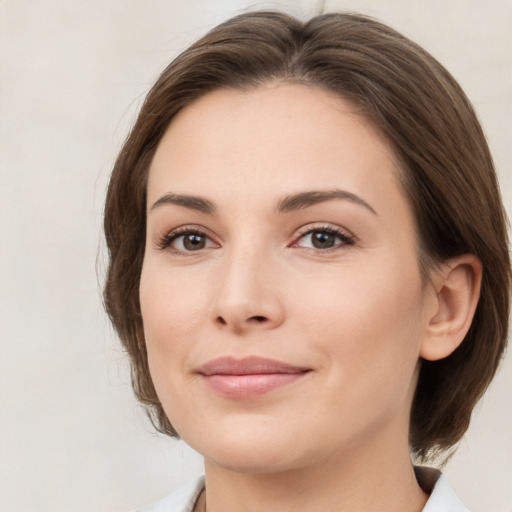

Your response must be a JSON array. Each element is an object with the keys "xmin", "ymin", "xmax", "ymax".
[
  {"xmin": 150, "ymin": 193, "xmax": 216, "ymax": 214},
  {"xmin": 275, "ymin": 189, "xmax": 377, "ymax": 215},
  {"xmin": 149, "ymin": 189, "xmax": 377, "ymax": 216}
]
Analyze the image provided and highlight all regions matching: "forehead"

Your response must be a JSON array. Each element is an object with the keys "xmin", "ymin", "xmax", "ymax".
[{"xmin": 147, "ymin": 83, "xmax": 407, "ymax": 217}]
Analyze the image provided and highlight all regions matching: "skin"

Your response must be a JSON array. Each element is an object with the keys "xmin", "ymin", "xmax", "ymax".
[{"xmin": 140, "ymin": 83, "xmax": 474, "ymax": 512}]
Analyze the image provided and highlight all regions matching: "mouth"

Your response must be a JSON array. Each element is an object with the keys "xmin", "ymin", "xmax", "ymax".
[{"xmin": 196, "ymin": 356, "xmax": 311, "ymax": 399}]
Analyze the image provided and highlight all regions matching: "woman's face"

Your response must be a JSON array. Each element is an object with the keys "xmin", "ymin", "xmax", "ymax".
[{"xmin": 140, "ymin": 83, "xmax": 437, "ymax": 473}]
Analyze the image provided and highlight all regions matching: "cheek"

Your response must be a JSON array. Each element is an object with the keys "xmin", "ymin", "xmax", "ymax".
[
  {"xmin": 139, "ymin": 264, "xmax": 208, "ymax": 431},
  {"xmin": 139, "ymin": 263, "xmax": 209, "ymax": 404},
  {"xmin": 293, "ymin": 258, "xmax": 425, "ymax": 389},
  {"xmin": 140, "ymin": 262, "xmax": 207, "ymax": 342}
]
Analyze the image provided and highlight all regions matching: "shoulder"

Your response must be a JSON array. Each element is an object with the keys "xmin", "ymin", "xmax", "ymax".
[
  {"xmin": 416, "ymin": 467, "xmax": 469, "ymax": 512},
  {"xmin": 136, "ymin": 476, "xmax": 205, "ymax": 512}
]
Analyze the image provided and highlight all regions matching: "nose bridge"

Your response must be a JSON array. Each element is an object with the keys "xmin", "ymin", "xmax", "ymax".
[{"xmin": 213, "ymin": 235, "xmax": 284, "ymax": 331}]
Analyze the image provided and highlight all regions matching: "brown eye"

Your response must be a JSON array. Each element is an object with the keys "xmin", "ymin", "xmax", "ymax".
[
  {"xmin": 311, "ymin": 231, "xmax": 336, "ymax": 249},
  {"xmin": 294, "ymin": 227, "xmax": 355, "ymax": 251},
  {"xmin": 159, "ymin": 229, "xmax": 217, "ymax": 253},
  {"xmin": 182, "ymin": 233, "xmax": 207, "ymax": 251}
]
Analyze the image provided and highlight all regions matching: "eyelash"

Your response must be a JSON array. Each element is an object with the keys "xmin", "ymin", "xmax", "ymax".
[
  {"xmin": 292, "ymin": 225, "xmax": 356, "ymax": 252},
  {"xmin": 156, "ymin": 226, "xmax": 214, "ymax": 252},
  {"xmin": 157, "ymin": 224, "xmax": 355, "ymax": 254}
]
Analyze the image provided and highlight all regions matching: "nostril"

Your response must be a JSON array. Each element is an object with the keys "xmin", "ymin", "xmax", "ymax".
[
  {"xmin": 216, "ymin": 316, "xmax": 227, "ymax": 325},
  {"xmin": 250, "ymin": 316, "xmax": 267, "ymax": 323},
  {"xmin": 214, "ymin": 315, "xmax": 270, "ymax": 328}
]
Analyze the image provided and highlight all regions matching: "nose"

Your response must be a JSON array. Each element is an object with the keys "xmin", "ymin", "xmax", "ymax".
[{"xmin": 212, "ymin": 245, "xmax": 285, "ymax": 334}]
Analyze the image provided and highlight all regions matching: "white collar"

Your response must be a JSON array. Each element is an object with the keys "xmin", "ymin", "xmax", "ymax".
[
  {"xmin": 422, "ymin": 473, "xmax": 469, "ymax": 511},
  {"xmin": 136, "ymin": 476, "xmax": 205, "ymax": 512}
]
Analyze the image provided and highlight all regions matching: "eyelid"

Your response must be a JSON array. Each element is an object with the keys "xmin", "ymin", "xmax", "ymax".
[
  {"xmin": 290, "ymin": 223, "xmax": 356, "ymax": 250},
  {"xmin": 156, "ymin": 224, "xmax": 220, "ymax": 253},
  {"xmin": 155, "ymin": 222, "xmax": 355, "ymax": 254}
]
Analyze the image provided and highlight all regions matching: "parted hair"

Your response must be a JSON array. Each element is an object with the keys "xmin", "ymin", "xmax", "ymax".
[{"xmin": 103, "ymin": 10, "xmax": 510, "ymax": 461}]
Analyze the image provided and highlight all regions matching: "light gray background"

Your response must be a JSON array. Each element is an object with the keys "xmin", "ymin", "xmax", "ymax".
[{"xmin": 0, "ymin": 1, "xmax": 510, "ymax": 511}]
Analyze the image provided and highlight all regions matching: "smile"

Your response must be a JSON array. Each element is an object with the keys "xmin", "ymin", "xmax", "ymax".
[{"xmin": 196, "ymin": 356, "xmax": 311, "ymax": 399}]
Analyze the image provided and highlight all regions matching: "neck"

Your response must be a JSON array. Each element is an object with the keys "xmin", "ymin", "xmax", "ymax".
[{"xmin": 201, "ymin": 422, "xmax": 428, "ymax": 512}]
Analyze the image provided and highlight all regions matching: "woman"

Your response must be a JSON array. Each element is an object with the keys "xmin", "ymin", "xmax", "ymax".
[{"xmin": 103, "ymin": 11, "xmax": 510, "ymax": 512}]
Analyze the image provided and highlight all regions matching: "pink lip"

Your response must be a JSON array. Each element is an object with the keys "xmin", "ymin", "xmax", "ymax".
[{"xmin": 196, "ymin": 356, "xmax": 311, "ymax": 399}]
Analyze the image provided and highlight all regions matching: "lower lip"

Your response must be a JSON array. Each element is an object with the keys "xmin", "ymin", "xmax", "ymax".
[{"xmin": 201, "ymin": 373, "xmax": 309, "ymax": 399}]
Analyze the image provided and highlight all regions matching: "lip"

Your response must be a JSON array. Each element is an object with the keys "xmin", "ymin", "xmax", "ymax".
[{"xmin": 196, "ymin": 356, "xmax": 311, "ymax": 399}]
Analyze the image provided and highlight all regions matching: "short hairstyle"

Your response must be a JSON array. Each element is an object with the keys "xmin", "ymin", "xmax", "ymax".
[{"xmin": 103, "ymin": 10, "xmax": 510, "ymax": 461}]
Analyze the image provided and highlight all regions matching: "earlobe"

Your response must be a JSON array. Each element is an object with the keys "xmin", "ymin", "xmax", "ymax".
[{"xmin": 420, "ymin": 254, "xmax": 482, "ymax": 361}]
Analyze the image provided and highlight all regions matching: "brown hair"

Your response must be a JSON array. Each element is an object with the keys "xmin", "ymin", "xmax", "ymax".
[{"xmin": 103, "ymin": 10, "xmax": 510, "ymax": 461}]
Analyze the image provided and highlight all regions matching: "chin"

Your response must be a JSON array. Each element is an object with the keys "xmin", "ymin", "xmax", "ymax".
[
  {"xmin": 180, "ymin": 421, "xmax": 313, "ymax": 474},
  {"xmin": 204, "ymin": 445, "xmax": 301, "ymax": 474}
]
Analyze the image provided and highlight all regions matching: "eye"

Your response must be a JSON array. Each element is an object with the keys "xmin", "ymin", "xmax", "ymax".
[
  {"xmin": 293, "ymin": 226, "xmax": 355, "ymax": 251},
  {"xmin": 158, "ymin": 228, "xmax": 217, "ymax": 253}
]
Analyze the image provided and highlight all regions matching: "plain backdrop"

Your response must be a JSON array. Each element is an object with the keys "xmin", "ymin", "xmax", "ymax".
[{"xmin": 0, "ymin": 1, "xmax": 510, "ymax": 511}]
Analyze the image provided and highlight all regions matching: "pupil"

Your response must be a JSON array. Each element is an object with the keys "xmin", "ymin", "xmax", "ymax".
[
  {"xmin": 184, "ymin": 234, "xmax": 205, "ymax": 250},
  {"xmin": 312, "ymin": 231, "xmax": 335, "ymax": 249}
]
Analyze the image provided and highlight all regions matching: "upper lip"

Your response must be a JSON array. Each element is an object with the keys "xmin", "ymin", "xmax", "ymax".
[{"xmin": 196, "ymin": 356, "xmax": 310, "ymax": 376}]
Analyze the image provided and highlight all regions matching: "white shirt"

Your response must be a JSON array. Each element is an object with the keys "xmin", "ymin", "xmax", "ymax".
[{"xmin": 137, "ymin": 471, "xmax": 469, "ymax": 512}]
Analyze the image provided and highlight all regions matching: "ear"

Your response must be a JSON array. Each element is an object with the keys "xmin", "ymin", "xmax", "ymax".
[{"xmin": 420, "ymin": 254, "xmax": 482, "ymax": 361}]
